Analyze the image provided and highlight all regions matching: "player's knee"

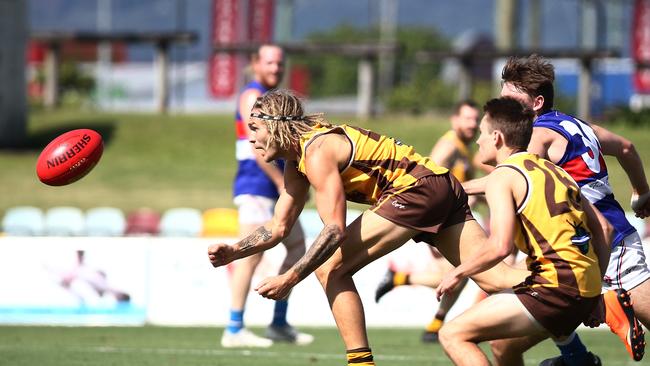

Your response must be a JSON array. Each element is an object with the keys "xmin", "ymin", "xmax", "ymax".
[
  {"xmin": 314, "ymin": 262, "xmax": 350, "ymax": 288},
  {"xmin": 437, "ymin": 322, "xmax": 462, "ymax": 349}
]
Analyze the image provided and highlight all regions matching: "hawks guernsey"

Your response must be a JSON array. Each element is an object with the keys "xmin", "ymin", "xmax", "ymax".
[
  {"xmin": 499, "ymin": 152, "xmax": 602, "ymax": 297},
  {"xmin": 534, "ymin": 110, "xmax": 635, "ymax": 247},
  {"xmin": 439, "ymin": 130, "xmax": 473, "ymax": 183},
  {"xmin": 233, "ymin": 81, "xmax": 283, "ymax": 199},
  {"xmin": 297, "ymin": 124, "xmax": 448, "ymax": 205}
]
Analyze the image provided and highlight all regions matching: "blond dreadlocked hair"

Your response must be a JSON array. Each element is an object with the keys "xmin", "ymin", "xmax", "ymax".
[{"xmin": 255, "ymin": 89, "xmax": 332, "ymax": 151}]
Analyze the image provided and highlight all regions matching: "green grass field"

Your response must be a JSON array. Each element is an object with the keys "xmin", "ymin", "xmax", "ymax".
[
  {"xmin": 2, "ymin": 108, "xmax": 650, "ymax": 216},
  {"xmin": 0, "ymin": 326, "xmax": 638, "ymax": 366}
]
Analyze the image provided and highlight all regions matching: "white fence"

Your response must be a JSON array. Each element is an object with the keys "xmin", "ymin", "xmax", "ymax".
[
  {"xmin": 3, "ymin": 235, "xmax": 648, "ymax": 328},
  {"xmin": 0, "ymin": 236, "xmax": 457, "ymax": 327}
]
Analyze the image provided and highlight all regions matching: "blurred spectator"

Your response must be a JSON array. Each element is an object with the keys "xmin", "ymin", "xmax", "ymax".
[{"xmin": 221, "ymin": 44, "xmax": 312, "ymax": 348}]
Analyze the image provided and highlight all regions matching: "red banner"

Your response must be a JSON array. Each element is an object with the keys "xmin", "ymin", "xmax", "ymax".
[
  {"xmin": 247, "ymin": 0, "xmax": 275, "ymax": 43},
  {"xmin": 208, "ymin": 0, "xmax": 241, "ymax": 98},
  {"xmin": 633, "ymin": 0, "xmax": 650, "ymax": 93}
]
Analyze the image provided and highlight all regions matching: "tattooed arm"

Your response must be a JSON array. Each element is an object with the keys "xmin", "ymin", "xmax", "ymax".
[
  {"xmin": 208, "ymin": 161, "xmax": 310, "ymax": 268},
  {"xmin": 291, "ymin": 224, "xmax": 343, "ymax": 281},
  {"xmin": 255, "ymin": 133, "xmax": 350, "ymax": 299}
]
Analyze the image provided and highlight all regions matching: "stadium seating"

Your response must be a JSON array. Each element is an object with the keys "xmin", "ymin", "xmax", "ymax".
[
  {"xmin": 159, "ymin": 207, "xmax": 202, "ymax": 237},
  {"xmin": 201, "ymin": 208, "xmax": 239, "ymax": 237},
  {"xmin": 85, "ymin": 207, "xmax": 127, "ymax": 236},
  {"xmin": 1, "ymin": 206, "xmax": 45, "ymax": 236},
  {"xmin": 125, "ymin": 208, "xmax": 161, "ymax": 236},
  {"xmin": 44, "ymin": 206, "xmax": 85, "ymax": 236}
]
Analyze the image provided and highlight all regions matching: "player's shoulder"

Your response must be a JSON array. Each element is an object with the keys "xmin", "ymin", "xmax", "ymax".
[
  {"xmin": 492, "ymin": 161, "xmax": 528, "ymax": 186},
  {"xmin": 240, "ymin": 87, "xmax": 263, "ymax": 100}
]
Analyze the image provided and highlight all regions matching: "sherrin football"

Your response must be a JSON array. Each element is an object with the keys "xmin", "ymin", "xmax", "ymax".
[{"xmin": 36, "ymin": 129, "xmax": 104, "ymax": 186}]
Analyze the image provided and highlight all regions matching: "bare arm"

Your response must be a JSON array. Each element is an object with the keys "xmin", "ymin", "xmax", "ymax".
[
  {"xmin": 429, "ymin": 139, "xmax": 456, "ymax": 168},
  {"xmin": 461, "ymin": 175, "xmax": 489, "ymax": 195},
  {"xmin": 284, "ymin": 136, "xmax": 348, "ymax": 282},
  {"xmin": 437, "ymin": 168, "xmax": 517, "ymax": 299},
  {"xmin": 255, "ymin": 135, "xmax": 348, "ymax": 299},
  {"xmin": 527, "ymin": 127, "xmax": 555, "ymax": 160},
  {"xmin": 582, "ymin": 194, "xmax": 613, "ymax": 277},
  {"xmin": 591, "ymin": 124, "xmax": 650, "ymax": 217},
  {"xmin": 208, "ymin": 164, "xmax": 309, "ymax": 266}
]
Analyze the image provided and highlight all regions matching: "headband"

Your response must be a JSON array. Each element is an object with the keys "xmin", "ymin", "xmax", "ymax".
[{"xmin": 250, "ymin": 111, "xmax": 303, "ymax": 121}]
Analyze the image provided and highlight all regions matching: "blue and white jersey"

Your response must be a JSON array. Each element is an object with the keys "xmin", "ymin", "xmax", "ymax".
[
  {"xmin": 534, "ymin": 110, "xmax": 636, "ymax": 247},
  {"xmin": 233, "ymin": 81, "xmax": 283, "ymax": 199}
]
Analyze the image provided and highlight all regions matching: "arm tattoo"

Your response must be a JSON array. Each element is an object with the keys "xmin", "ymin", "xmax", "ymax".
[
  {"xmin": 238, "ymin": 226, "xmax": 272, "ymax": 255},
  {"xmin": 292, "ymin": 224, "xmax": 343, "ymax": 281}
]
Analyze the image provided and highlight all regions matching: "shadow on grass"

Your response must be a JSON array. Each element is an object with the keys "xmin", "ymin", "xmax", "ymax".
[{"xmin": 7, "ymin": 120, "xmax": 117, "ymax": 151}]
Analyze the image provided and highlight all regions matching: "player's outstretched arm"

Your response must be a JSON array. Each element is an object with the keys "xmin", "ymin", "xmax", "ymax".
[
  {"xmin": 461, "ymin": 175, "xmax": 488, "ymax": 195},
  {"xmin": 437, "ymin": 168, "xmax": 517, "ymax": 299},
  {"xmin": 591, "ymin": 124, "xmax": 650, "ymax": 217},
  {"xmin": 256, "ymin": 135, "xmax": 348, "ymax": 300},
  {"xmin": 208, "ymin": 164, "xmax": 310, "ymax": 268}
]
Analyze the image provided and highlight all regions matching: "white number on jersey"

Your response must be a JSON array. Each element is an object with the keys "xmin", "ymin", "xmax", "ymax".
[{"xmin": 559, "ymin": 119, "xmax": 602, "ymax": 174}]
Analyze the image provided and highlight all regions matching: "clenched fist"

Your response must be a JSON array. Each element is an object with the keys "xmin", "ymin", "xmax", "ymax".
[{"xmin": 208, "ymin": 243, "xmax": 236, "ymax": 267}]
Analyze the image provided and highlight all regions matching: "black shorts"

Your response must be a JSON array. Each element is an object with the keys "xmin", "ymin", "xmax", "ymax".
[{"xmin": 371, "ymin": 173, "xmax": 474, "ymax": 244}]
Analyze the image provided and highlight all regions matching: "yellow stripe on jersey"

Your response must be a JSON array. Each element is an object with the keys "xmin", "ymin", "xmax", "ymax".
[
  {"xmin": 439, "ymin": 130, "xmax": 472, "ymax": 183},
  {"xmin": 499, "ymin": 152, "xmax": 601, "ymax": 298},
  {"xmin": 297, "ymin": 124, "xmax": 447, "ymax": 205}
]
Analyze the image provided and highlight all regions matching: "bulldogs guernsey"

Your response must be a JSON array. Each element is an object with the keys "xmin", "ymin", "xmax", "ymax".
[
  {"xmin": 534, "ymin": 110, "xmax": 636, "ymax": 247},
  {"xmin": 233, "ymin": 81, "xmax": 283, "ymax": 199}
]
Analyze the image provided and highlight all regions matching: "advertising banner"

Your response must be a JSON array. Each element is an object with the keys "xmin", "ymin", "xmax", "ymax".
[
  {"xmin": 0, "ymin": 238, "xmax": 147, "ymax": 325},
  {"xmin": 247, "ymin": 0, "xmax": 275, "ymax": 43},
  {"xmin": 0, "ymin": 236, "xmax": 451, "ymax": 327},
  {"xmin": 633, "ymin": 0, "xmax": 650, "ymax": 93},
  {"xmin": 208, "ymin": 0, "xmax": 242, "ymax": 98}
]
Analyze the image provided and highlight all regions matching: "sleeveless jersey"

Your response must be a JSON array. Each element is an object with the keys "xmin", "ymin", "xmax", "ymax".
[
  {"xmin": 499, "ymin": 153, "xmax": 602, "ymax": 297},
  {"xmin": 534, "ymin": 110, "xmax": 635, "ymax": 247},
  {"xmin": 438, "ymin": 130, "xmax": 473, "ymax": 183},
  {"xmin": 296, "ymin": 124, "xmax": 448, "ymax": 205},
  {"xmin": 233, "ymin": 81, "xmax": 283, "ymax": 199}
]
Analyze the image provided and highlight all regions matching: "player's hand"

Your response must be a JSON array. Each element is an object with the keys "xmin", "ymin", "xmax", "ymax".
[
  {"xmin": 631, "ymin": 191, "xmax": 650, "ymax": 218},
  {"xmin": 436, "ymin": 270, "xmax": 464, "ymax": 301},
  {"xmin": 255, "ymin": 272, "xmax": 297, "ymax": 300},
  {"xmin": 207, "ymin": 243, "xmax": 236, "ymax": 267}
]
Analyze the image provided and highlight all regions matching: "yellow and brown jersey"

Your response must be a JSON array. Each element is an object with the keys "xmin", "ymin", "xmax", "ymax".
[
  {"xmin": 439, "ymin": 130, "xmax": 473, "ymax": 182},
  {"xmin": 297, "ymin": 124, "xmax": 448, "ymax": 205},
  {"xmin": 500, "ymin": 152, "xmax": 601, "ymax": 298}
]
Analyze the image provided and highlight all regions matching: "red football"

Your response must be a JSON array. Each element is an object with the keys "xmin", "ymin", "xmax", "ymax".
[{"xmin": 36, "ymin": 129, "xmax": 104, "ymax": 186}]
